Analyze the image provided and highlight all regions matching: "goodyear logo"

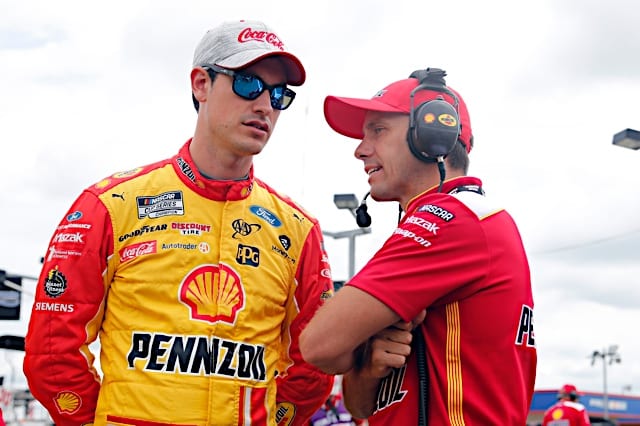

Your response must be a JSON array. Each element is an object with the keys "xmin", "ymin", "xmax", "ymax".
[{"xmin": 118, "ymin": 224, "xmax": 167, "ymax": 243}]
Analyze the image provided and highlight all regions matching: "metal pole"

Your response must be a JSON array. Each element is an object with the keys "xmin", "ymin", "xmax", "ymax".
[
  {"xmin": 603, "ymin": 351, "xmax": 609, "ymax": 420},
  {"xmin": 322, "ymin": 228, "xmax": 371, "ymax": 281}
]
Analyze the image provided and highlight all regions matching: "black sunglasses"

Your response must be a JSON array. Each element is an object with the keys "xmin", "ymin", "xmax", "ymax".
[{"xmin": 204, "ymin": 64, "xmax": 296, "ymax": 111}]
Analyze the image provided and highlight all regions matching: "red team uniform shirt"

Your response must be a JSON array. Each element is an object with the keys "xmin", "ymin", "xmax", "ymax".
[
  {"xmin": 348, "ymin": 176, "xmax": 537, "ymax": 424},
  {"xmin": 542, "ymin": 400, "xmax": 591, "ymax": 426}
]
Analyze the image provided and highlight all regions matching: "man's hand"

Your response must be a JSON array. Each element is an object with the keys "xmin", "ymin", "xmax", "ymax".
[{"xmin": 356, "ymin": 309, "xmax": 427, "ymax": 378}]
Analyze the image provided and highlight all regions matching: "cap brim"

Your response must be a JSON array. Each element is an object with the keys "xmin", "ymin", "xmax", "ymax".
[
  {"xmin": 324, "ymin": 96, "xmax": 405, "ymax": 139},
  {"xmin": 218, "ymin": 51, "xmax": 306, "ymax": 86}
]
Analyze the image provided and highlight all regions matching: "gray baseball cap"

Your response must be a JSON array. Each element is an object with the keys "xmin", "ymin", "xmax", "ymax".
[{"xmin": 192, "ymin": 19, "xmax": 306, "ymax": 86}]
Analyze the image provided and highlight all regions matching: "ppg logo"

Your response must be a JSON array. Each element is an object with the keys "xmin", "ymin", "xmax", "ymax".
[{"xmin": 236, "ymin": 244, "xmax": 260, "ymax": 267}]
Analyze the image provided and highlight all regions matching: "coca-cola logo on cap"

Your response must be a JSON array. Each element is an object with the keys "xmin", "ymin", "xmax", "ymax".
[{"xmin": 237, "ymin": 27, "xmax": 285, "ymax": 51}]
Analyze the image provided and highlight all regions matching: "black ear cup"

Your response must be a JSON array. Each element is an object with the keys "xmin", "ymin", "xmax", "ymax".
[
  {"xmin": 409, "ymin": 98, "xmax": 460, "ymax": 159},
  {"xmin": 407, "ymin": 68, "xmax": 461, "ymax": 163}
]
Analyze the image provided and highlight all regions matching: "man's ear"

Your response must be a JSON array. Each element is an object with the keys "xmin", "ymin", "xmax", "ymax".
[{"xmin": 191, "ymin": 67, "xmax": 210, "ymax": 106}]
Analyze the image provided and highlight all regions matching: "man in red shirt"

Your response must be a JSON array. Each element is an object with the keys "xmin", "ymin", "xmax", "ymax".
[
  {"xmin": 542, "ymin": 384, "xmax": 592, "ymax": 426},
  {"xmin": 300, "ymin": 68, "xmax": 537, "ymax": 424}
]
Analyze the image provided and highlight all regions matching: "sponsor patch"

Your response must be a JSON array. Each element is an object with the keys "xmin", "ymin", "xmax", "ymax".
[
  {"xmin": 279, "ymin": 235, "xmax": 291, "ymax": 251},
  {"xmin": 515, "ymin": 305, "xmax": 535, "ymax": 348},
  {"xmin": 172, "ymin": 222, "xmax": 212, "ymax": 236},
  {"xmin": 44, "ymin": 266, "xmax": 68, "ymax": 298},
  {"xmin": 113, "ymin": 167, "xmax": 143, "ymax": 178},
  {"xmin": 118, "ymin": 224, "xmax": 167, "ymax": 243},
  {"xmin": 272, "ymin": 244, "xmax": 296, "ymax": 264},
  {"xmin": 127, "ymin": 332, "xmax": 266, "ymax": 381},
  {"xmin": 137, "ymin": 191, "xmax": 185, "ymax": 219},
  {"xmin": 275, "ymin": 402, "xmax": 296, "ymax": 425},
  {"xmin": 52, "ymin": 231, "xmax": 85, "ymax": 245},
  {"xmin": 232, "ymin": 219, "xmax": 261, "ymax": 239},
  {"xmin": 423, "ymin": 112, "xmax": 435, "ymax": 124},
  {"xmin": 119, "ymin": 241, "xmax": 157, "ymax": 263},
  {"xmin": 320, "ymin": 289, "xmax": 334, "ymax": 301},
  {"xmin": 179, "ymin": 264, "xmax": 245, "ymax": 324},
  {"xmin": 53, "ymin": 391, "xmax": 81, "ymax": 414},
  {"xmin": 161, "ymin": 243, "xmax": 198, "ymax": 251},
  {"xmin": 250, "ymin": 205, "xmax": 282, "ymax": 227},
  {"xmin": 94, "ymin": 179, "xmax": 110, "ymax": 189},
  {"xmin": 34, "ymin": 302, "xmax": 75, "ymax": 313},
  {"xmin": 417, "ymin": 204, "xmax": 455, "ymax": 222},
  {"xmin": 176, "ymin": 157, "xmax": 196, "ymax": 183},
  {"xmin": 376, "ymin": 365, "xmax": 408, "ymax": 412},
  {"xmin": 46, "ymin": 246, "xmax": 82, "ymax": 262},
  {"xmin": 404, "ymin": 215, "xmax": 439, "ymax": 235},
  {"xmin": 57, "ymin": 222, "xmax": 91, "ymax": 231},
  {"xmin": 437, "ymin": 113, "xmax": 457, "ymax": 127},
  {"xmin": 236, "ymin": 244, "xmax": 260, "ymax": 267},
  {"xmin": 66, "ymin": 211, "xmax": 83, "ymax": 222},
  {"xmin": 393, "ymin": 228, "xmax": 431, "ymax": 248}
]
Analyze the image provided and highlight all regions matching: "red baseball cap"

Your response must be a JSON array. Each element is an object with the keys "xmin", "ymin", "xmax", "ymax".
[
  {"xmin": 559, "ymin": 384, "xmax": 580, "ymax": 397},
  {"xmin": 561, "ymin": 384, "xmax": 578, "ymax": 393},
  {"xmin": 324, "ymin": 77, "xmax": 473, "ymax": 153}
]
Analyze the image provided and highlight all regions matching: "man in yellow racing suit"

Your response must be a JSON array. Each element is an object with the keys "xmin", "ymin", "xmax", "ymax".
[{"xmin": 23, "ymin": 19, "xmax": 334, "ymax": 426}]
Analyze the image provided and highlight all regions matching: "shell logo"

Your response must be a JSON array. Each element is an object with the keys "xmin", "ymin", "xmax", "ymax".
[
  {"xmin": 94, "ymin": 179, "xmax": 111, "ymax": 189},
  {"xmin": 422, "ymin": 113, "xmax": 436, "ymax": 124},
  {"xmin": 551, "ymin": 408, "xmax": 564, "ymax": 420},
  {"xmin": 179, "ymin": 264, "xmax": 245, "ymax": 324},
  {"xmin": 53, "ymin": 391, "xmax": 81, "ymax": 414},
  {"xmin": 437, "ymin": 113, "xmax": 458, "ymax": 127}
]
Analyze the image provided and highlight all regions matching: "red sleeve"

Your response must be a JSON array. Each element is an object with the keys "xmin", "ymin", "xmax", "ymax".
[
  {"xmin": 23, "ymin": 190, "xmax": 112, "ymax": 426},
  {"xmin": 275, "ymin": 222, "xmax": 335, "ymax": 426}
]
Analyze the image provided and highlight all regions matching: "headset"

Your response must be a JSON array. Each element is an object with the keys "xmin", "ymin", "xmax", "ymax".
[
  {"xmin": 354, "ymin": 68, "xmax": 462, "ymax": 229},
  {"xmin": 407, "ymin": 68, "xmax": 461, "ymax": 163}
]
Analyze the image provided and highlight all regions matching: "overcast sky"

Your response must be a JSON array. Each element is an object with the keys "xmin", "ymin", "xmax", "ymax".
[{"xmin": 1, "ymin": 0, "xmax": 640, "ymax": 399}]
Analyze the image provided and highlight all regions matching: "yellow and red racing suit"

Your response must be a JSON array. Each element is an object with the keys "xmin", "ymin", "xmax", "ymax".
[{"xmin": 24, "ymin": 139, "xmax": 334, "ymax": 426}]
